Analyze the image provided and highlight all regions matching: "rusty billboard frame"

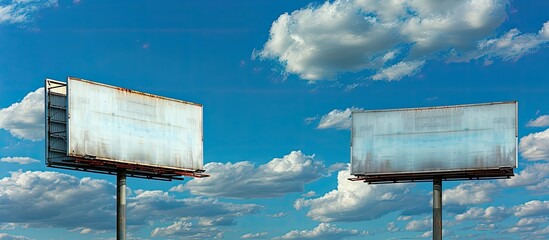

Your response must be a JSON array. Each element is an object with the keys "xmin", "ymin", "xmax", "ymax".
[
  {"xmin": 45, "ymin": 77, "xmax": 208, "ymax": 180},
  {"xmin": 349, "ymin": 101, "xmax": 518, "ymax": 184}
]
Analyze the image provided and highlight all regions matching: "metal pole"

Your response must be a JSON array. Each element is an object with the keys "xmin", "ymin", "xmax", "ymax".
[
  {"xmin": 433, "ymin": 177, "xmax": 442, "ymax": 240},
  {"xmin": 117, "ymin": 169, "xmax": 127, "ymax": 240}
]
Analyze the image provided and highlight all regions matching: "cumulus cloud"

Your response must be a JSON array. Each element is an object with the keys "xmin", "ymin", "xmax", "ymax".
[
  {"xmin": 405, "ymin": 218, "xmax": 431, "ymax": 231},
  {"xmin": 442, "ymin": 182, "xmax": 497, "ymax": 205},
  {"xmin": 180, "ymin": 151, "xmax": 335, "ymax": 198},
  {"xmin": 316, "ymin": 107, "xmax": 363, "ymax": 130},
  {"xmin": 387, "ymin": 221, "xmax": 399, "ymax": 232},
  {"xmin": 533, "ymin": 225, "xmax": 549, "ymax": 236},
  {"xmin": 0, "ymin": 170, "xmax": 115, "ymax": 230},
  {"xmin": 519, "ymin": 128, "xmax": 549, "ymax": 161},
  {"xmin": 397, "ymin": 216, "xmax": 412, "ymax": 221},
  {"xmin": 527, "ymin": 115, "xmax": 549, "ymax": 127},
  {"xmin": 499, "ymin": 162, "xmax": 549, "ymax": 192},
  {"xmin": 150, "ymin": 219, "xmax": 223, "ymax": 239},
  {"xmin": 0, "ymin": 0, "xmax": 57, "ymax": 24},
  {"xmin": 0, "ymin": 88, "xmax": 44, "ymax": 140},
  {"xmin": 455, "ymin": 206, "xmax": 511, "ymax": 222},
  {"xmin": 0, "ymin": 233, "xmax": 32, "ymax": 240},
  {"xmin": 241, "ymin": 232, "xmax": 268, "ymax": 239},
  {"xmin": 273, "ymin": 223, "xmax": 367, "ymax": 240},
  {"xmin": 450, "ymin": 21, "xmax": 549, "ymax": 64},
  {"xmin": 0, "ymin": 170, "xmax": 260, "ymax": 235},
  {"xmin": 513, "ymin": 200, "xmax": 549, "ymax": 218},
  {"xmin": 127, "ymin": 190, "xmax": 261, "ymax": 228},
  {"xmin": 0, "ymin": 157, "xmax": 39, "ymax": 165},
  {"xmin": 254, "ymin": 0, "xmax": 547, "ymax": 81},
  {"xmin": 294, "ymin": 169, "xmax": 428, "ymax": 222},
  {"xmin": 268, "ymin": 212, "xmax": 287, "ymax": 218},
  {"xmin": 302, "ymin": 191, "xmax": 316, "ymax": 197},
  {"xmin": 515, "ymin": 217, "xmax": 548, "ymax": 227},
  {"xmin": 371, "ymin": 60, "xmax": 425, "ymax": 81}
]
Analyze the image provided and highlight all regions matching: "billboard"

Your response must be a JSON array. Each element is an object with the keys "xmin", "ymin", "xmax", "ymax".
[
  {"xmin": 351, "ymin": 102, "xmax": 517, "ymax": 179},
  {"xmin": 46, "ymin": 77, "xmax": 205, "ymax": 179}
]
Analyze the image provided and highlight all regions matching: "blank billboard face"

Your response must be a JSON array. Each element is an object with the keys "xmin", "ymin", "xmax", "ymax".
[
  {"xmin": 67, "ymin": 78, "xmax": 203, "ymax": 171},
  {"xmin": 351, "ymin": 102, "xmax": 517, "ymax": 176}
]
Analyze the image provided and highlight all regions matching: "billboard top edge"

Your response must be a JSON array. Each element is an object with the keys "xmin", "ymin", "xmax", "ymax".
[
  {"xmin": 67, "ymin": 76, "xmax": 203, "ymax": 107},
  {"xmin": 351, "ymin": 101, "xmax": 517, "ymax": 115},
  {"xmin": 45, "ymin": 78, "xmax": 66, "ymax": 85}
]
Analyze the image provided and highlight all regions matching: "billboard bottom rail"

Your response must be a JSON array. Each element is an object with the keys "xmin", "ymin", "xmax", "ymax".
[
  {"xmin": 47, "ymin": 157, "xmax": 209, "ymax": 181},
  {"xmin": 349, "ymin": 168, "xmax": 514, "ymax": 184}
]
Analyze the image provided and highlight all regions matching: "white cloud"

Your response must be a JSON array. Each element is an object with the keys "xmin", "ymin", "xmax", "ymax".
[
  {"xmin": 0, "ymin": 170, "xmax": 260, "ymax": 234},
  {"xmin": 180, "ymin": 151, "xmax": 334, "ymax": 198},
  {"xmin": 405, "ymin": 218, "xmax": 431, "ymax": 231},
  {"xmin": 527, "ymin": 115, "xmax": 549, "ymax": 127},
  {"xmin": 0, "ymin": 233, "xmax": 32, "ymax": 240},
  {"xmin": 0, "ymin": 0, "xmax": 57, "ymax": 24},
  {"xmin": 387, "ymin": 221, "xmax": 399, "ymax": 232},
  {"xmin": 0, "ymin": 88, "xmax": 44, "ymax": 140},
  {"xmin": 302, "ymin": 191, "xmax": 316, "ymax": 197},
  {"xmin": 519, "ymin": 128, "xmax": 549, "ymax": 161},
  {"xmin": 533, "ymin": 225, "xmax": 549, "ymax": 236},
  {"xmin": 397, "ymin": 216, "xmax": 412, "ymax": 221},
  {"xmin": 516, "ymin": 217, "xmax": 548, "ymax": 227},
  {"xmin": 499, "ymin": 162, "xmax": 549, "ymax": 192},
  {"xmin": 474, "ymin": 223, "xmax": 496, "ymax": 231},
  {"xmin": 450, "ymin": 21, "xmax": 549, "ymax": 63},
  {"xmin": 241, "ymin": 232, "xmax": 268, "ymax": 239},
  {"xmin": 513, "ymin": 200, "xmax": 549, "ymax": 218},
  {"xmin": 127, "ymin": 190, "xmax": 261, "ymax": 227},
  {"xmin": 419, "ymin": 229, "xmax": 451, "ymax": 238},
  {"xmin": 0, "ymin": 157, "xmax": 39, "ymax": 165},
  {"xmin": 442, "ymin": 182, "xmax": 497, "ymax": 205},
  {"xmin": 294, "ymin": 169, "xmax": 428, "ymax": 222},
  {"xmin": 371, "ymin": 60, "xmax": 425, "ymax": 81},
  {"xmin": 150, "ymin": 220, "xmax": 223, "ymax": 239},
  {"xmin": 316, "ymin": 107, "xmax": 363, "ymax": 130},
  {"xmin": 268, "ymin": 212, "xmax": 287, "ymax": 218},
  {"xmin": 455, "ymin": 206, "xmax": 510, "ymax": 222},
  {"xmin": 273, "ymin": 223, "xmax": 366, "ymax": 240},
  {"xmin": 255, "ymin": 0, "xmax": 527, "ymax": 81},
  {"xmin": 0, "ymin": 170, "xmax": 115, "ymax": 230}
]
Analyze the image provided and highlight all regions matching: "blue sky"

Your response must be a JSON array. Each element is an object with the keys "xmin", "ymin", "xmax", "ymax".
[{"xmin": 0, "ymin": 0, "xmax": 548, "ymax": 239}]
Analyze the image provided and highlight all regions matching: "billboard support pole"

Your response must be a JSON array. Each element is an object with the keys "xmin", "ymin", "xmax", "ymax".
[
  {"xmin": 433, "ymin": 177, "xmax": 442, "ymax": 240},
  {"xmin": 117, "ymin": 168, "xmax": 127, "ymax": 240}
]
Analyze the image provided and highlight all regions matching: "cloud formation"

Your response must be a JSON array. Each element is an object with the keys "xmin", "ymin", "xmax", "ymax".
[
  {"xmin": 499, "ymin": 162, "xmax": 549, "ymax": 193},
  {"xmin": 150, "ymin": 219, "xmax": 224, "ymax": 239},
  {"xmin": 294, "ymin": 169, "xmax": 428, "ymax": 222},
  {"xmin": 450, "ymin": 21, "xmax": 549, "ymax": 64},
  {"xmin": 519, "ymin": 128, "xmax": 549, "ymax": 161},
  {"xmin": 273, "ymin": 223, "xmax": 367, "ymax": 240},
  {"xmin": 180, "ymin": 151, "xmax": 335, "ymax": 198},
  {"xmin": 241, "ymin": 232, "xmax": 268, "ymax": 239},
  {"xmin": 316, "ymin": 107, "xmax": 363, "ymax": 130},
  {"xmin": 455, "ymin": 206, "xmax": 510, "ymax": 222},
  {"xmin": 0, "ymin": 170, "xmax": 115, "ymax": 230},
  {"xmin": 255, "ymin": 0, "xmax": 547, "ymax": 81},
  {"xmin": 0, "ymin": 0, "xmax": 57, "ymax": 24},
  {"xmin": 0, "ymin": 170, "xmax": 260, "ymax": 236},
  {"xmin": 527, "ymin": 115, "xmax": 549, "ymax": 127},
  {"xmin": 442, "ymin": 182, "xmax": 497, "ymax": 205},
  {"xmin": 0, "ymin": 88, "xmax": 44, "ymax": 141},
  {"xmin": 513, "ymin": 200, "xmax": 549, "ymax": 218},
  {"xmin": 0, "ymin": 233, "xmax": 32, "ymax": 240},
  {"xmin": 0, "ymin": 157, "xmax": 39, "ymax": 165}
]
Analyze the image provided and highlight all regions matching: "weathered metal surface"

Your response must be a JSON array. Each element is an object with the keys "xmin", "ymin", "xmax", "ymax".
[
  {"xmin": 66, "ymin": 77, "xmax": 203, "ymax": 171},
  {"xmin": 351, "ymin": 102, "xmax": 517, "ymax": 177}
]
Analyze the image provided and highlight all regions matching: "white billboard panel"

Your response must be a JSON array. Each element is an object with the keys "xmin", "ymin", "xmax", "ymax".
[
  {"xmin": 67, "ymin": 77, "xmax": 203, "ymax": 171},
  {"xmin": 351, "ymin": 102, "xmax": 517, "ymax": 176}
]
